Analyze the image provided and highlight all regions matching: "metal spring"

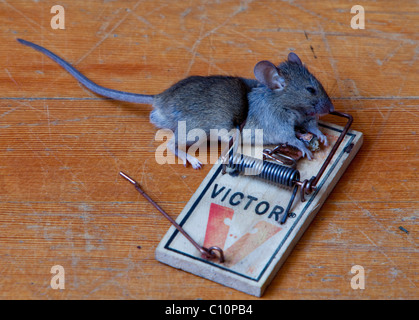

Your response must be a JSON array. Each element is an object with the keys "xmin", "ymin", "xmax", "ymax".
[{"xmin": 228, "ymin": 153, "xmax": 300, "ymax": 188}]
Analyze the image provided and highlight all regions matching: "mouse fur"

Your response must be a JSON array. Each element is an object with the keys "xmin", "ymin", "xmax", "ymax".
[{"xmin": 17, "ymin": 39, "xmax": 334, "ymax": 169}]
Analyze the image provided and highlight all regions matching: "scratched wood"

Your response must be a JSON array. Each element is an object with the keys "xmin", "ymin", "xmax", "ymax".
[{"xmin": 0, "ymin": 0, "xmax": 417, "ymax": 299}]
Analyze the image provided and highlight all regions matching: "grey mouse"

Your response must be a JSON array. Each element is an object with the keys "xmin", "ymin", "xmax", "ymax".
[{"xmin": 17, "ymin": 38, "xmax": 334, "ymax": 169}]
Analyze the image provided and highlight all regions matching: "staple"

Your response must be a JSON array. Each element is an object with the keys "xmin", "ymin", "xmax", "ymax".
[
  {"xmin": 263, "ymin": 148, "xmax": 297, "ymax": 168},
  {"xmin": 399, "ymin": 226, "xmax": 409, "ymax": 234}
]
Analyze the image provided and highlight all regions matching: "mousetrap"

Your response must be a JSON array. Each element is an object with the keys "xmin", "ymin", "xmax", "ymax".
[{"xmin": 122, "ymin": 111, "xmax": 363, "ymax": 297}]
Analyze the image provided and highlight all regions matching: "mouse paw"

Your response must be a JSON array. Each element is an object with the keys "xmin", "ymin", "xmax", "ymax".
[
  {"xmin": 295, "ymin": 141, "xmax": 313, "ymax": 160},
  {"xmin": 186, "ymin": 155, "xmax": 203, "ymax": 170},
  {"xmin": 316, "ymin": 132, "xmax": 328, "ymax": 146},
  {"xmin": 300, "ymin": 148, "xmax": 313, "ymax": 160}
]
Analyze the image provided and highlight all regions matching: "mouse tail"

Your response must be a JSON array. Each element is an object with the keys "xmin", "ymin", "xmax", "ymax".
[{"xmin": 17, "ymin": 38, "xmax": 154, "ymax": 105}]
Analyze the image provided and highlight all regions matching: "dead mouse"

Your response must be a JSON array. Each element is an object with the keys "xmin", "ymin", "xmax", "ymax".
[{"xmin": 17, "ymin": 38, "xmax": 334, "ymax": 169}]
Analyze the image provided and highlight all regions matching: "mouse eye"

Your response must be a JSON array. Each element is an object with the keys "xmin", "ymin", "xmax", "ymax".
[{"xmin": 306, "ymin": 87, "xmax": 316, "ymax": 94}]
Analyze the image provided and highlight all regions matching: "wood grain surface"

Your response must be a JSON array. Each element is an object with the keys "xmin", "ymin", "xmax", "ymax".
[{"xmin": 0, "ymin": 0, "xmax": 417, "ymax": 300}]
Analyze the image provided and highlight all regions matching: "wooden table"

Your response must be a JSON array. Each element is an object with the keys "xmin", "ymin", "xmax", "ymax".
[{"xmin": 0, "ymin": 0, "xmax": 417, "ymax": 299}]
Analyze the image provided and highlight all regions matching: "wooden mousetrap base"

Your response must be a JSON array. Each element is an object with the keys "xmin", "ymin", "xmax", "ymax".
[{"xmin": 155, "ymin": 122, "xmax": 363, "ymax": 297}]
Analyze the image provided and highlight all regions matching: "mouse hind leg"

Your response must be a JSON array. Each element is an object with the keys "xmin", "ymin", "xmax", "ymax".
[{"xmin": 167, "ymin": 135, "xmax": 203, "ymax": 170}]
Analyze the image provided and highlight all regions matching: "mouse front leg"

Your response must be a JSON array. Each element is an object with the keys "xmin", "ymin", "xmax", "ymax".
[
  {"xmin": 301, "ymin": 117, "xmax": 328, "ymax": 146},
  {"xmin": 286, "ymin": 134, "xmax": 313, "ymax": 160},
  {"xmin": 269, "ymin": 130, "xmax": 313, "ymax": 160}
]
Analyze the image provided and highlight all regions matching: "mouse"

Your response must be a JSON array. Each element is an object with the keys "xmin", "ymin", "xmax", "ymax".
[{"xmin": 17, "ymin": 38, "xmax": 334, "ymax": 169}]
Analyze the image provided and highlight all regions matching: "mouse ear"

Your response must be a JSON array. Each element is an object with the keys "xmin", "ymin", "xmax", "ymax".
[
  {"xmin": 254, "ymin": 60, "xmax": 285, "ymax": 90},
  {"xmin": 288, "ymin": 52, "xmax": 302, "ymax": 65}
]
